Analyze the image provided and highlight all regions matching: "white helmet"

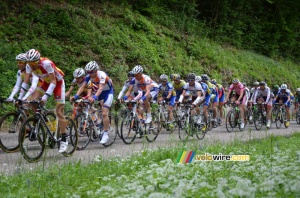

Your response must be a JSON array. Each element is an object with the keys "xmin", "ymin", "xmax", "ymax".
[
  {"xmin": 131, "ymin": 65, "xmax": 143, "ymax": 74},
  {"xmin": 160, "ymin": 74, "xmax": 168, "ymax": 81},
  {"xmin": 280, "ymin": 84, "xmax": 287, "ymax": 90},
  {"xmin": 26, "ymin": 49, "xmax": 40, "ymax": 61},
  {"xmin": 85, "ymin": 61, "xmax": 99, "ymax": 71},
  {"xmin": 73, "ymin": 68, "xmax": 85, "ymax": 78},
  {"xmin": 296, "ymin": 88, "xmax": 300, "ymax": 92},
  {"xmin": 232, "ymin": 79, "xmax": 240, "ymax": 83},
  {"xmin": 196, "ymin": 76, "xmax": 202, "ymax": 82},
  {"xmin": 16, "ymin": 53, "xmax": 27, "ymax": 61}
]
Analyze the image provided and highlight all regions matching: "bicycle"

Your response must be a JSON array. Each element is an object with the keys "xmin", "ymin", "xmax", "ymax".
[
  {"xmin": 73, "ymin": 99, "xmax": 117, "ymax": 150},
  {"xmin": 156, "ymin": 100, "xmax": 178, "ymax": 133},
  {"xmin": 295, "ymin": 105, "xmax": 300, "ymax": 124},
  {"xmin": 225, "ymin": 102, "xmax": 245, "ymax": 132},
  {"xmin": 253, "ymin": 103, "xmax": 268, "ymax": 130},
  {"xmin": 19, "ymin": 100, "xmax": 78, "ymax": 163},
  {"xmin": 120, "ymin": 100, "xmax": 160, "ymax": 144},
  {"xmin": 178, "ymin": 102, "xmax": 206, "ymax": 142},
  {"xmin": 274, "ymin": 103, "xmax": 289, "ymax": 129}
]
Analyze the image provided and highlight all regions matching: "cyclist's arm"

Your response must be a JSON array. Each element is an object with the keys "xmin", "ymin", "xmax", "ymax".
[
  {"xmin": 8, "ymin": 71, "xmax": 22, "ymax": 100},
  {"xmin": 253, "ymin": 90, "xmax": 258, "ymax": 104},
  {"xmin": 266, "ymin": 88, "xmax": 271, "ymax": 103},
  {"xmin": 178, "ymin": 90, "xmax": 186, "ymax": 103},
  {"xmin": 65, "ymin": 86, "xmax": 74, "ymax": 98},
  {"xmin": 19, "ymin": 71, "xmax": 32, "ymax": 100},
  {"xmin": 94, "ymin": 83, "xmax": 104, "ymax": 99},
  {"xmin": 118, "ymin": 85, "xmax": 128, "ymax": 100},
  {"xmin": 41, "ymin": 73, "xmax": 56, "ymax": 101},
  {"xmin": 193, "ymin": 90, "xmax": 204, "ymax": 105},
  {"xmin": 22, "ymin": 75, "xmax": 39, "ymax": 100}
]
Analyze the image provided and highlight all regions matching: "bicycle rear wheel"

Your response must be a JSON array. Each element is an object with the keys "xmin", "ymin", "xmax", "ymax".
[
  {"xmin": 195, "ymin": 114, "xmax": 207, "ymax": 140},
  {"xmin": 254, "ymin": 111, "xmax": 263, "ymax": 130},
  {"xmin": 120, "ymin": 113, "xmax": 137, "ymax": 144},
  {"xmin": 0, "ymin": 112, "xmax": 23, "ymax": 153},
  {"xmin": 275, "ymin": 111, "xmax": 282, "ymax": 129},
  {"xmin": 61, "ymin": 116, "xmax": 78, "ymax": 156},
  {"xmin": 102, "ymin": 113, "xmax": 117, "ymax": 147},
  {"xmin": 19, "ymin": 116, "xmax": 46, "ymax": 163},
  {"xmin": 145, "ymin": 113, "xmax": 160, "ymax": 142},
  {"xmin": 225, "ymin": 110, "xmax": 236, "ymax": 132},
  {"xmin": 74, "ymin": 113, "xmax": 91, "ymax": 150},
  {"xmin": 179, "ymin": 115, "xmax": 190, "ymax": 141}
]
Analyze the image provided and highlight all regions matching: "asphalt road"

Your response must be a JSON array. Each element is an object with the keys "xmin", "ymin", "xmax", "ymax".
[{"xmin": 1, "ymin": 120, "xmax": 299, "ymax": 175}]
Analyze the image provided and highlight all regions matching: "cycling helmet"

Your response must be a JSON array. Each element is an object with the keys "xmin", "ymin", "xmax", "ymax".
[
  {"xmin": 171, "ymin": 74, "xmax": 181, "ymax": 81},
  {"xmin": 274, "ymin": 85, "xmax": 279, "ymax": 89},
  {"xmin": 73, "ymin": 68, "xmax": 85, "ymax": 78},
  {"xmin": 16, "ymin": 53, "xmax": 27, "ymax": 61},
  {"xmin": 201, "ymin": 74, "xmax": 209, "ymax": 81},
  {"xmin": 280, "ymin": 84, "xmax": 287, "ymax": 90},
  {"xmin": 195, "ymin": 76, "xmax": 202, "ymax": 82},
  {"xmin": 259, "ymin": 81, "xmax": 266, "ymax": 86},
  {"xmin": 85, "ymin": 61, "xmax": 99, "ymax": 71},
  {"xmin": 131, "ymin": 65, "xmax": 143, "ymax": 74},
  {"xmin": 242, "ymin": 82, "xmax": 247, "ymax": 87},
  {"xmin": 211, "ymin": 79, "xmax": 217, "ymax": 84},
  {"xmin": 160, "ymin": 74, "xmax": 168, "ymax": 81},
  {"xmin": 26, "ymin": 49, "xmax": 40, "ymax": 61},
  {"xmin": 296, "ymin": 88, "xmax": 300, "ymax": 92},
  {"xmin": 232, "ymin": 79, "xmax": 240, "ymax": 83},
  {"xmin": 253, "ymin": 82, "xmax": 259, "ymax": 86},
  {"xmin": 127, "ymin": 71, "xmax": 134, "ymax": 77},
  {"xmin": 187, "ymin": 73, "xmax": 196, "ymax": 81}
]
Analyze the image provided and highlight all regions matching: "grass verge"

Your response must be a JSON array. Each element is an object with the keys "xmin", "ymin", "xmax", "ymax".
[{"xmin": 1, "ymin": 133, "xmax": 300, "ymax": 197}]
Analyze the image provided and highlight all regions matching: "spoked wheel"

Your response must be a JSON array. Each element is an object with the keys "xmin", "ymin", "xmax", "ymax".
[
  {"xmin": 120, "ymin": 113, "xmax": 137, "ymax": 144},
  {"xmin": 225, "ymin": 111, "xmax": 236, "ymax": 132},
  {"xmin": 145, "ymin": 113, "xmax": 160, "ymax": 142},
  {"xmin": 283, "ymin": 112, "xmax": 288, "ymax": 128},
  {"xmin": 247, "ymin": 109, "xmax": 254, "ymax": 124},
  {"xmin": 296, "ymin": 111, "xmax": 300, "ymax": 124},
  {"xmin": 19, "ymin": 116, "xmax": 46, "ymax": 163},
  {"xmin": 275, "ymin": 111, "xmax": 282, "ymax": 129},
  {"xmin": 102, "ymin": 114, "xmax": 117, "ymax": 147},
  {"xmin": 179, "ymin": 115, "xmax": 190, "ymax": 142},
  {"xmin": 61, "ymin": 116, "xmax": 78, "ymax": 156},
  {"xmin": 0, "ymin": 112, "xmax": 24, "ymax": 153},
  {"xmin": 195, "ymin": 114, "xmax": 207, "ymax": 140},
  {"xmin": 74, "ymin": 113, "xmax": 91, "ymax": 150},
  {"xmin": 45, "ymin": 112, "xmax": 57, "ymax": 149},
  {"xmin": 254, "ymin": 111, "xmax": 263, "ymax": 130}
]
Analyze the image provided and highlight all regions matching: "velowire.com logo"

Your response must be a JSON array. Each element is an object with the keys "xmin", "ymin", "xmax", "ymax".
[{"xmin": 177, "ymin": 151, "xmax": 250, "ymax": 163}]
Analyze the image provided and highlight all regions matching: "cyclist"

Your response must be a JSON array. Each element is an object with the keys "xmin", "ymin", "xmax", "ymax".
[
  {"xmin": 117, "ymin": 71, "xmax": 140, "ymax": 101},
  {"xmin": 66, "ymin": 68, "xmax": 92, "ymax": 98},
  {"xmin": 273, "ymin": 84, "xmax": 291, "ymax": 126},
  {"xmin": 272, "ymin": 85, "xmax": 280, "ymax": 98},
  {"xmin": 7, "ymin": 53, "xmax": 40, "ymax": 101},
  {"xmin": 170, "ymin": 74, "xmax": 186, "ymax": 103},
  {"xmin": 178, "ymin": 73, "xmax": 204, "ymax": 123},
  {"xmin": 22, "ymin": 49, "xmax": 68, "ymax": 153},
  {"xmin": 125, "ymin": 65, "xmax": 158, "ymax": 124},
  {"xmin": 225, "ymin": 79, "xmax": 246, "ymax": 129},
  {"xmin": 202, "ymin": 74, "xmax": 218, "ymax": 126},
  {"xmin": 157, "ymin": 74, "xmax": 176, "ymax": 128},
  {"xmin": 211, "ymin": 79, "xmax": 225, "ymax": 123},
  {"xmin": 294, "ymin": 88, "xmax": 300, "ymax": 116},
  {"xmin": 72, "ymin": 61, "xmax": 113, "ymax": 144},
  {"xmin": 253, "ymin": 81, "xmax": 272, "ymax": 128}
]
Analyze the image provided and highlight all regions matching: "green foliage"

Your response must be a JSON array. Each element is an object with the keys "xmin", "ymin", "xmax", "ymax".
[{"xmin": 0, "ymin": 0, "xmax": 299, "ymax": 100}]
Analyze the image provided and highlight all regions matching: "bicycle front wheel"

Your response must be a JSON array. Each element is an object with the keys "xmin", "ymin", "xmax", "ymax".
[
  {"xmin": 0, "ymin": 112, "xmax": 24, "ymax": 153},
  {"xmin": 61, "ymin": 116, "xmax": 78, "ymax": 156},
  {"xmin": 19, "ymin": 116, "xmax": 46, "ymax": 163},
  {"xmin": 120, "ymin": 113, "xmax": 137, "ymax": 144},
  {"xmin": 195, "ymin": 114, "xmax": 207, "ymax": 140},
  {"xmin": 225, "ymin": 111, "xmax": 235, "ymax": 132},
  {"xmin": 74, "ymin": 113, "xmax": 91, "ymax": 150},
  {"xmin": 254, "ymin": 111, "xmax": 263, "ymax": 130},
  {"xmin": 179, "ymin": 114, "xmax": 190, "ymax": 141}
]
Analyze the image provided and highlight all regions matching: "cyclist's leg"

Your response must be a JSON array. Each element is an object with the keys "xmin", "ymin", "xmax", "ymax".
[{"xmin": 168, "ymin": 96, "xmax": 176, "ymax": 121}]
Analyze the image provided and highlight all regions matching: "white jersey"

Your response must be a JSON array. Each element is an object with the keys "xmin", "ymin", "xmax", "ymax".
[
  {"xmin": 253, "ymin": 86, "xmax": 271, "ymax": 103},
  {"xmin": 183, "ymin": 82, "xmax": 204, "ymax": 96}
]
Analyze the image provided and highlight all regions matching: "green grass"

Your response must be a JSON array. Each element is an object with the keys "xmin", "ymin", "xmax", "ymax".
[{"xmin": 1, "ymin": 133, "xmax": 300, "ymax": 197}]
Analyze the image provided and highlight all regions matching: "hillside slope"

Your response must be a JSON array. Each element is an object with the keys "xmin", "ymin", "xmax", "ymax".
[{"xmin": 0, "ymin": 0, "xmax": 299, "ymax": 96}]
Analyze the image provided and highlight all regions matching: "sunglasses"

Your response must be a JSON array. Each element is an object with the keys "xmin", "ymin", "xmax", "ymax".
[
  {"xmin": 27, "ymin": 60, "xmax": 39, "ymax": 65},
  {"xmin": 188, "ymin": 79, "xmax": 195, "ymax": 82},
  {"xmin": 17, "ymin": 61, "xmax": 26, "ymax": 64},
  {"xmin": 87, "ymin": 70, "xmax": 96, "ymax": 74}
]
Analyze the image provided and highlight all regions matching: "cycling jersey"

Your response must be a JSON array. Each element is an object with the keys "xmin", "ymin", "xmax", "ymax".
[
  {"xmin": 229, "ymin": 83, "xmax": 244, "ymax": 96},
  {"xmin": 25, "ymin": 57, "xmax": 65, "ymax": 104},
  {"xmin": 217, "ymin": 84, "xmax": 225, "ymax": 102},
  {"xmin": 200, "ymin": 82, "xmax": 211, "ymax": 106},
  {"xmin": 253, "ymin": 86, "xmax": 272, "ymax": 105},
  {"xmin": 84, "ymin": 71, "xmax": 114, "ymax": 107},
  {"xmin": 179, "ymin": 82, "xmax": 204, "ymax": 105},
  {"xmin": 70, "ymin": 78, "xmax": 92, "ymax": 96},
  {"xmin": 158, "ymin": 82, "xmax": 176, "ymax": 98},
  {"xmin": 26, "ymin": 58, "xmax": 64, "ymax": 83},
  {"xmin": 117, "ymin": 78, "xmax": 139, "ymax": 99},
  {"xmin": 172, "ymin": 80, "xmax": 186, "ymax": 101},
  {"xmin": 130, "ymin": 74, "xmax": 158, "ymax": 91}
]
